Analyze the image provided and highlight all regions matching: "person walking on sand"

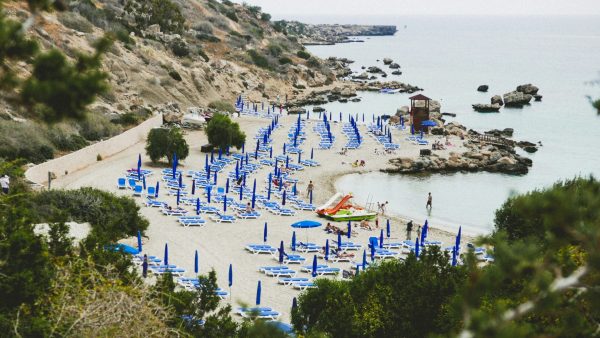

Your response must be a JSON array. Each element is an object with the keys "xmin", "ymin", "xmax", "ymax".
[
  {"xmin": 416, "ymin": 225, "xmax": 421, "ymax": 242},
  {"xmin": 426, "ymin": 192, "xmax": 432, "ymax": 209},
  {"xmin": 0, "ymin": 174, "xmax": 9, "ymax": 194},
  {"xmin": 142, "ymin": 254, "xmax": 148, "ymax": 278},
  {"xmin": 406, "ymin": 220, "xmax": 414, "ymax": 240},
  {"xmin": 307, "ymin": 180, "xmax": 314, "ymax": 198},
  {"xmin": 381, "ymin": 201, "xmax": 389, "ymax": 215}
]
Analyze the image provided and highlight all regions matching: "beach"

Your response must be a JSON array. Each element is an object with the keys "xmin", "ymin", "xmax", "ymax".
[{"xmin": 51, "ymin": 113, "xmax": 474, "ymax": 322}]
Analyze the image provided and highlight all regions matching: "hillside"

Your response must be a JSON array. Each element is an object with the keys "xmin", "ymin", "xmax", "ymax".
[{"xmin": 0, "ymin": 0, "xmax": 338, "ymax": 163}]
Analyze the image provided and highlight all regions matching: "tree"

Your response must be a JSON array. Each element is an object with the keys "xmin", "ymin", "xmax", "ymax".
[
  {"xmin": 205, "ymin": 113, "xmax": 246, "ymax": 150},
  {"xmin": 458, "ymin": 177, "xmax": 600, "ymax": 337},
  {"xmin": 293, "ymin": 247, "xmax": 466, "ymax": 337},
  {"xmin": 145, "ymin": 127, "xmax": 189, "ymax": 165}
]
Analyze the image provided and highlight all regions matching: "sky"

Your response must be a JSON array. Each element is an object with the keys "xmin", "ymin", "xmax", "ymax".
[{"xmin": 240, "ymin": 0, "xmax": 600, "ymax": 18}]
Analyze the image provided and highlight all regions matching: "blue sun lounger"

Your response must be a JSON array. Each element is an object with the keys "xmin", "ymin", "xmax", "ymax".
[
  {"xmin": 145, "ymin": 198, "xmax": 166, "ymax": 208},
  {"xmin": 245, "ymin": 244, "xmax": 277, "ymax": 254},
  {"xmin": 178, "ymin": 216, "xmax": 206, "ymax": 226},
  {"xmin": 117, "ymin": 178, "xmax": 127, "ymax": 189},
  {"xmin": 276, "ymin": 254, "xmax": 305, "ymax": 264},
  {"xmin": 133, "ymin": 185, "xmax": 143, "ymax": 196},
  {"xmin": 265, "ymin": 268, "xmax": 296, "ymax": 277},
  {"xmin": 293, "ymin": 281, "xmax": 316, "ymax": 290},
  {"xmin": 297, "ymin": 242, "xmax": 321, "ymax": 253},
  {"xmin": 210, "ymin": 213, "xmax": 236, "ymax": 223},
  {"xmin": 278, "ymin": 277, "xmax": 310, "ymax": 285},
  {"xmin": 259, "ymin": 266, "xmax": 290, "ymax": 273},
  {"xmin": 237, "ymin": 211, "xmax": 261, "ymax": 219}
]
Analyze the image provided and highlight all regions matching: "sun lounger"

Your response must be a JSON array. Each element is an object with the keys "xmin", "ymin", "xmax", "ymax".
[
  {"xmin": 259, "ymin": 266, "xmax": 290, "ymax": 273},
  {"xmin": 279, "ymin": 254, "xmax": 306, "ymax": 264},
  {"xmin": 238, "ymin": 309, "xmax": 280, "ymax": 320},
  {"xmin": 133, "ymin": 185, "xmax": 143, "ymax": 196},
  {"xmin": 423, "ymin": 240, "xmax": 442, "ymax": 247},
  {"xmin": 265, "ymin": 268, "xmax": 296, "ymax": 277},
  {"xmin": 117, "ymin": 178, "xmax": 127, "ymax": 189},
  {"xmin": 237, "ymin": 211, "xmax": 261, "ymax": 219},
  {"xmin": 382, "ymin": 242, "xmax": 403, "ymax": 249},
  {"xmin": 245, "ymin": 245, "xmax": 277, "ymax": 254},
  {"xmin": 300, "ymin": 265, "xmax": 328, "ymax": 273},
  {"xmin": 198, "ymin": 206, "xmax": 219, "ymax": 214},
  {"xmin": 293, "ymin": 281, "xmax": 316, "ymax": 290},
  {"xmin": 210, "ymin": 213, "xmax": 236, "ymax": 223},
  {"xmin": 178, "ymin": 216, "xmax": 206, "ymax": 226},
  {"xmin": 128, "ymin": 178, "xmax": 137, "ymax": 189},
  {"xmin": 278, "ymin": 277, "xmax": 310, "ymax": 285},
  {"xmin": 146, "ymin": 198, "xmax": 166, "ymax": 208},
  {"xmin": 337, "ymin": 242, "xmax": 362, "ymax": 251},
  {"xmin": 374, "ymin": 250, "xmax": 399, "ymax": 259},
  {"xmin": 150, "ymin": 267, "xmax": 186, "ymax": 277},
  {"xmin": 297, "ymin": 242, "xmax": 321, "ymax": 253},
  {"xmin": 314, "ymin": 267, "xmax": 341, "ymax": 276}
]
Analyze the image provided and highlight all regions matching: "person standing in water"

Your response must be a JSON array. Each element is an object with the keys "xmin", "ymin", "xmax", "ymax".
[
  {"xmin": 406, "ymin": 220, "xmax": 413, "ymax": 240},
  {"xmin": 426, "ymin": 192, "xmax": 432, "ymax": 209}
]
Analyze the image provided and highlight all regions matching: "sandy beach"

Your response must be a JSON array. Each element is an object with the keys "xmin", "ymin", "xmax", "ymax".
[{"xmin": 52, "ymin": 113, "xmax": 475, "ymax": 323}]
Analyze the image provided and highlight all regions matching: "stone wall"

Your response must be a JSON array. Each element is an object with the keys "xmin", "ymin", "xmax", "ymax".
[{"xmin": 25, "ymin": 114, "xmax": 163, "ymax": 185}]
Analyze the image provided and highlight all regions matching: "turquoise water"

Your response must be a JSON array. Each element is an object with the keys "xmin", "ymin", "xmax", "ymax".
[{"xmin": 304, "ymin": 16, "xmax": 600, "ymax": 233}]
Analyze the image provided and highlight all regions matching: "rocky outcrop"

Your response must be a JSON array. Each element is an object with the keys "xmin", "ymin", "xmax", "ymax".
[
  {"xmin": 389, "ymin": 63, "xmax": 400, "ymax": 69},
  {"xmin": 491, "ymin": 95, "xmax": 504, "ymax": 106},
  {"xmin": 472, "ymin": 103, "xmax": 501, "ymax": 112},
  {"xmin": 287, "ymin": 22, "xmax": 397, "ymax": 45},
  {"xmin": 383, "ymin": 58, "xmax": 393, "ymax": 65},
  {"xmin": 477, "ymin": 85, "xmax": 489, "ymax": 92},
  {"xmin": 357, "ymin": 81, "xmax": 422, "ymax": 93},
  {"xmin": 503, "ymin": 91, "xmax": 533, "ymax": 108},
  {"xmin": 288, "ymin": 106, "xmax": 306, "ymax": 114},
  {"xmin": 159, "ymin": 102, "xmax": 183, "ymax": 124},
  {"xmin": 516, "ymin": 84, "xmax": 539, "ymax": 95},
  {"xmin": 367, "ymin": 66, "xmax": 384, "ymax": 73},
  {"xmin": 485, "ymin": 128, "xmax": 514, "ymax": 137}
]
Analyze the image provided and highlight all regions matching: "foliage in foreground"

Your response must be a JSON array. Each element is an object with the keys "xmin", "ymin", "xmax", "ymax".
[
  {"xmin": 145, "ymin": 127, "xmax": 189, "ymax": 165},
  {"xmin": 205, "ymin": 113, "xmax": 246, "ymax": 150},
  {"xmin": 293, "ymin": 248, "xmax": 466, "ymax": 337}
]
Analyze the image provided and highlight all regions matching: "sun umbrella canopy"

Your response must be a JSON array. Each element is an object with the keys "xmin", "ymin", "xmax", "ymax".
[
  {"xmin": 421, "ymin": 120, "xmax": 437, "ymax": 127},
  {"xmin": 291, "ymin": 220, "xmax": 321, "ymax": 229}
]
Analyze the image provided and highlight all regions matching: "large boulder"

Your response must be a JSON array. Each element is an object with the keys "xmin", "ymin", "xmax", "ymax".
[
  {"xmin": 389, "ymin": 62, "xmax": 400, "ymax": 69},
  {"xmin": 367, "ymin": 66, "xmax": 383, "ymax": 73},
  {"xmin": 288, "ymin": 106, "xmax": 306, "ymax": 114},
  {"xmin": 354, "ymin": 72, "xmax": 369, "ymax": 80},
  {"xmin": 491, "ymin": 95, "xmax": 504, "ymax": 106},
  {"xmin": 383, "ymin": 58, "xmax": 393, "ymax": 65},
  {"xmin": 391, "ymin": 70, "xmax": 402, "ymax": 75},
  {"xmin": 516, "ymin": 84, "xmax": 539, "ymax": 95},
  {"xmin": 472, "ymin": 103, "xmax": 501, "ymax": 112},
  {"xmin": 313, "ymin": 106, "xmax": 325, "ymax": 112},
  {"xmin": 396, "ymin": 106, "xmax": 410, "ymax": 116},
  {"xmin": 429, "ymin": 100, "xmax": 441, "ymax": 113},
  {"xmin": 503, "ymin": 91, "xmax": 533, "ymax": 108},
  {"xmin": 477, "ymin": 85, "xmax": 489, "ymax": 92}
]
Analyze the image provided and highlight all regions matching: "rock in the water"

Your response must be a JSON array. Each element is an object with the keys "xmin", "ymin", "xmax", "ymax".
[
  {"xmin": 477, "ymin": 85, "xmax": 489, "ymax": 92},
  {"xmin": 472, "ymin": 103, "xmax": 501, "ymax": 112},
  {"xmin": 516, "ymin": 83, "xmax": 539, "ymax": 95},
  {"xmin": 391, "ymin": 70, "xmax": 402, "ymax": 75},
  {"xmin": 534, "ymin": 94, "xmax": 542, "ymax": 101},
  {"xmin": 502, "ymin": 128, "xmax": 514, "ymax": 137},
  {"xmin": 354, "ymin": 72, "xmax": 369, "ymax": 80},
  {"xmin": 351, "ymin": 98, "xmax": 361, "ymax": 102},
  {"xmin": 338, "ymin": 98, "xmax": 348, "ymax": 103},
  {"xmin": 340, "ymin": 87, "xmax": 357, "ymax": 97},
  {"xmin": 491, "ymin": 95, "xmax": 504, "ymax": 106},
  {"xmin": 313, "ymin": 106, "xmax": 325, "ymax": 112},
  {"xmin": 383, "ymin": 58, "xmax": 393, "ymax": 65},
  {"xmin": 288, "ymin": 106, "xmax": 306, "ymax": 114},
  {"xmin": 396, "ymin": 106, "xmax": 409, "ymax": 116},
  {"xmin": 523, "ymin": 146, "xmax": 538, "ymax": 153},
  {"xmin": 367, "ymin": 66, "xmax": 383, "ymax": 73},
  {"xmin": 389, "ymin": 62, "xmax": 400, "ymax": 69},
  {"xmin": 431, "ymin": 127, "xmax": 444, "ymax": 135},
  {"xmin": 503, "ymin": 91, "xmax": 532, "ymax": 108}
]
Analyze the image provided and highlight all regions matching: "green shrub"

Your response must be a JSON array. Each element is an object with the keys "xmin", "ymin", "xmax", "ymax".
[
  {"xmin": 260, "ymin": 13, "xmax": 271, "ymax": 21},
  {"xmin": 145, "ymin": 127, "xmax": 189, "ymax": 164},
  {"xmin": 78, "ymin": 113, "xmax": 121, "ymax": 141},
  {"xmin": 195, "ymin": 33, "xmax": 220, "ymax": 43},
  {"xmin": 224, "ymin": 10, "xmax": 238, "ymax": 22},
  {"xmin": 222, "ymin": 0, "xmax": 234, "ymax": 6},
  {"xmin": 205, "ymin": 113, "xmax": 245, "ymax": 150},
  {"xmin": 57, "ymin": 12, "xmax": 94, "ymax": 33},
  {"xmin": 273, "ymin": 20, "xmax": 287, "ymax": 34},
  {"xmin": 112, "ymin": 28, "xmax": 134, "ymax": 45},
  {"xmin": 306, "ymin": 56, "xmax": 321, "ymax": 68},
  {"xmin": 593, "ymin": 98, "xmax": 600, "ymax": 113},
  {"xmin": 267, "ymin": 43, "xmax": 283, "ymax": 57},
  {"xmin": 247, "ymin": 49, "xmax": 271, "ymax": 70},
  {"xmin": 0, "ymin": 121, "xmax": 55, "ymax": 163},
  {"xmin": 124, "ymin": 0, "xmax": 185, "ymax": 34},
  {"xmin": 208, "ymin": 100, "xmax": 235, "ymax": 113},
  {"xmin": 197, "ymin": 48, "xmax": 210, "ymax": 62},
  {"xmin": 34, "ymin": 187, "xmax": 149, "ymax": 241},
  {"xmin": 278, "ymin": 56, "xmax": 293, "ymax": 65},
  {"xmin": 111, "ymin": 112, "xmax": 140, "ymax": 126},
  {"xmin": 168, "ymin": 69, "xmax": 182, "ymax": 81},
  {"xmin": 193, "ymin": 22, "xmax": 213, "ymax": 34},
  {"xmin": 170, "ymin": 39, "xmax": 189, "ymax": 57},
  {"xmin": 296, "ymin": 49, "xmax": 310, "ymax": 59},
  {"xmin": 96, "ymin": 154, "xmax": 102, "ymax": 161}
]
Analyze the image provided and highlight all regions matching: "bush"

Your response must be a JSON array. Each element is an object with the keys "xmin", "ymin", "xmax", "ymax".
[
  {"xmin": 205, "ymin": 113, "xmax": 245, "ymax": 150},
  {"xmin": 111, "ymin": 112, "xmax": 140, "ymax": 126},
  {"xmin": 34, "ymin": 188, "xmax": 149, "ymax": 241},
  {"xmin": 195, "ymin": 33, "xmax": 220, "ymax": 43},
  {"xmin": 170, "ymin": 39, "xmax": 189, "ymax": 57},
  {"xmin": 273, "ymin": 20, "xmax": 287, "ymax": 34},
  {"xmin": 78, "ymin": 113, "xmax": 121, "ymax": 141},
  {"xmin": 222, "ymin": 0, "xmax": 234, "ymax": 6},
  {"xmin": 224, "ymin": 10, "xmax": 238, "ymax": 22},
  {"xmin": 193, "ymin": 21, "xmax": 213, "ymax": 34},
  {"xmin": 247, "ymin": 49, "xmax": 271, "ymax": 70},
  {"xmin": 124, "ymin": 0, "xmax": 185, "ymax": 34},
  {"xmin": 112, "ymin": 28, "xmax": 134, "ymax": 45},
  {"xmin": 296, "ymin": 49, "xmax": 310, "ymax": 59},
  {"xmin": 208, "ymin": 100, "xmax": 235, "ymax": 114},
  {"xmin": 168, "ymin": 69, "xmax": 182, "ymax": 81},
  {"xmin": 197, "ymin": 48, "xmax": 210, "ymax": 62},
  {"xmin": 260, "ymin": 13, "xmax": 271, "ymax": 22},
  {"xmin": 306, "ymin": 56, "xmax": 321, "ymax": 68},
  {"xmin": 278, "ymin": 56, "xmax": 293, "ymax": 65},
  {"xmin": 267, "ymin": 43, "xmax": 283, "ymax": 57},
  {"xmin": 57, "ymin": 12, "xmax": 94, "ymax": 33},
  {"xmin": 145, "ymin": 127, "xmax": 189, "ymax": 164},
  {"xmin": 0, "ymin": 121, "xmax": 55, "ymax": 163}
]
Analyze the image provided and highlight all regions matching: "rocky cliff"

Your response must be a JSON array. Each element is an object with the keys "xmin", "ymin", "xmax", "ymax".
[{"xmin": 275, "ymin": 21, "xmax": 397, "ymax": 45}]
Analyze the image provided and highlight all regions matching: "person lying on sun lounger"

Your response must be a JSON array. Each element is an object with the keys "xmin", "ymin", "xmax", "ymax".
[
  {"xmin": 245, "ymin": 202, "xmax": 253, "ymax": 213},
  {"xmin": 360, "ymin": 219, "xmax": 373, "ymax": 230},
  {"xmin": 335, "ymin": 248, "xmax": 355, "ymax": 259}
]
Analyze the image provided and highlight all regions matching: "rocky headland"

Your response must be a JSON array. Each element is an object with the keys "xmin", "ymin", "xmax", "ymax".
[{"xmin": 281, "ymin": 21, "xmax": 397, "ymax": 45}]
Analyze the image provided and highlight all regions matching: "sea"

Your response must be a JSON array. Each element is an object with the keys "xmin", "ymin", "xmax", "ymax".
[{"xmin": 295, "ymin": 15, "xmax": 600, "ymax": 235}]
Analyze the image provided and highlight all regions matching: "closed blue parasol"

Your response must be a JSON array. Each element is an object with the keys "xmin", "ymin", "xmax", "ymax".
[
  {"xmin": 194, "ymin": 250, "xmax": 199, "ymax": 274},
  {"xmin": 256, "ymin": 281, "xmax": 261, "ymax": 306},
  {"xmin": 347, "ymin": 221, "xmax": 351, "ymax": 239},
  {"xmin": 337, "ymin": 232, "xmax": 342, "ymax": 249},
  {"xmin": 242, "ymin": 142, "xmax": 245, "ymax": 154},
  {"xmin": 291, "ymin": 231, "xmax": 296, "ymax": 251},
  {"xmin": 155, "ymin": 181, "xmax": 159, "ymax": 198},
  {"xmin": 213, "ymin": 170, "xmax": 217, "ymax": 185},
  {"xmin": 311, "ymin": 255, "xmax": 318, "ymax": 278},
  {"xmin": 267, "ymin": 173, "xmax": 272, "ymax": 200},
  {"xmin": 451, "ymin": 246, "xmax": 457, "ymax": 266},
  {"xmin": 226, "ymin": 178, "xmax": 229, "ymax": 193},
  {"xmin": 178, "ymin": 173, "xmax": 182, "ymax": 188},
  {"xmin": 137, "ymin": 153, "xmax": 142, "ymax": 179},
  {"xmin": 228, "ymin": 264, "xmax": 233, "ymax": 287},
  {"xmin": 283, "ymin": 143, "xmax": 286, "ymax": 154},
  {"xmin": 386, "ymin": 219, "xmax": 391, "ymax": 238},
  {"xmin": 223, "ymin": 194, "xmax": 227, "ymax": 212},
  {"xmin": 207, "ymin": 186, "xmax": 211, "ymax": 203},
  {"xmin": 279, "ymin": 241, "xmax": 284, "ymax": 264},
  {"xmin": 263, "ymin": 222, "xmax": 268, "ymax": 243},
  {"xmin": 415, "ymin": 238, "xmax": 420, "ymax": 258},
  {"xmin": 282, "ymin": 190, "xmax": 286, "ymax": 205},
  {"xmin": 176, "ymin": 189, "xmax": 180, "ymax": 206},
  {"xmin": 172, "ymin": 153, "xmax": 177, "ymax": 179},
  {"xmin": 164, "ymin": 243, "xmax": 169, "ymax": 265},
  {"xmin": 379, "ymin": 229, "xmax": 384, "ymax": 248},
  {"xmin": 191, "ymin": 180, "xmax": 196, "ymax": 195},
  {"xmin": 455, "ymin": 226, "xmax": 462, "ymax": 253},
  {"xmin": 252, "ymin": 179, "xmax": 256, "ymax": 209},
  {"xmin": 362, "ymin": 250, "xmax": 367, "ymax": 270},
  {"xmin": 137, "ymin": 230, "xmax": 142, "ymax": 252},
  {"xmin": 310, "ymin": 148, "xmax": 314, "ymax": 160},
  {"xmin": 196, "ymin": 198, "xmax": 200, "ymax": 215},
  {"xmin": 239, "ymin": 184, "xmax": 243, "ymax": 201},
  {"xmin": 142, "ymin": 175, "xmax": 146, "ymax": 190}
]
